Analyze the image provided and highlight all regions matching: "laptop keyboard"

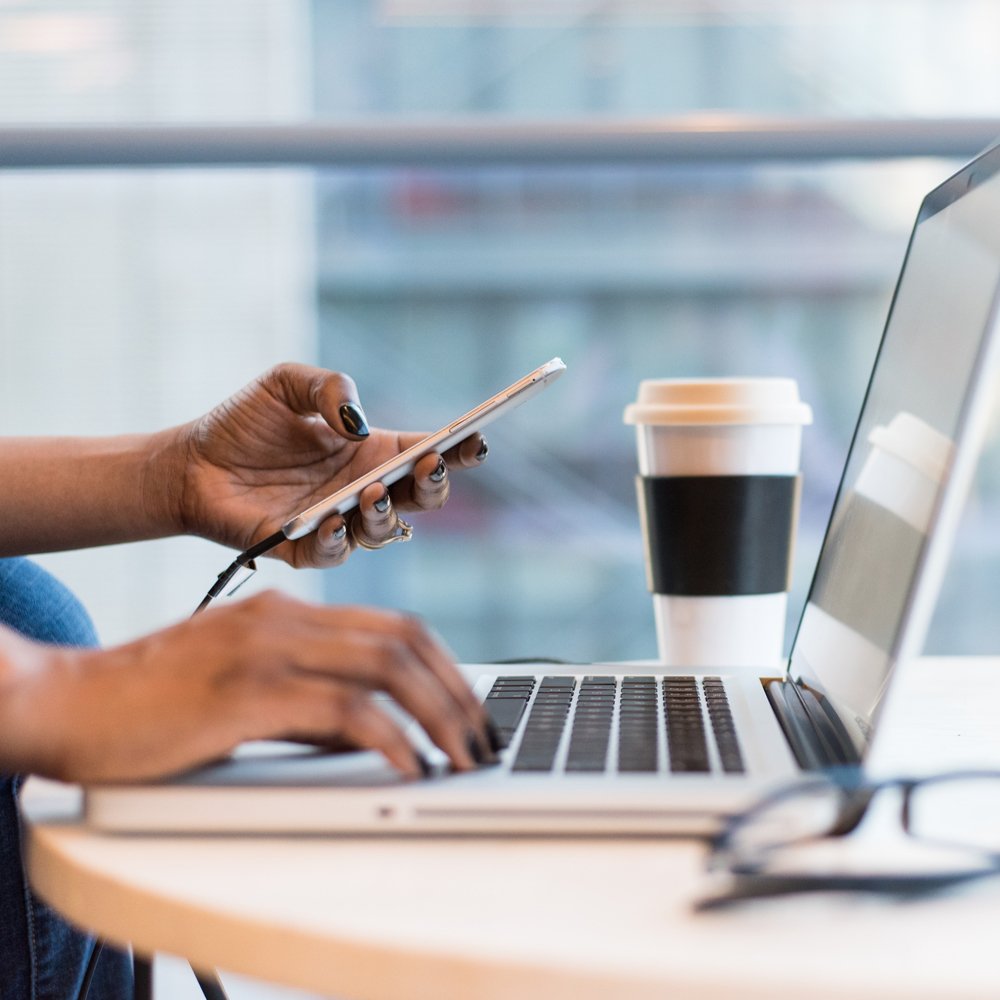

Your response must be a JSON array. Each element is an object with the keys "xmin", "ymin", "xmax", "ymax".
[{"xmin": 484, "ymin": 675, "xmax": 744, "ymax": 775}]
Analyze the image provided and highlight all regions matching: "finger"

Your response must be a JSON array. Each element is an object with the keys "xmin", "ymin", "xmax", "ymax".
[
  {"xmin": 242, "ymin": 594, "xmax": 486, "ymax": 767},
  {"xmin": 388, "ymin": 612, "xmax": 487, "ymax": 731},
  {"xmin": 290, "ymin": 515, "xmax": 351, "ymax": 569},
  {"xmin": 273, "ymin": 620, "xmax": 479, "ymax": 770},
  {"xmin": 384, "ymin": 452, "xmax": 445, "ymax": 513},
  {"xmin": 276, "ymin": 679, "xmax": 427, "ymax": 779},
  {"xmin": 388, "ymin": 434, "xmax": 487, "ymax": 514},
  {"xmin": 399, "ymin": 616, "xmax": 494, "ymax": 747},
  {"xmin": 401, "ymin": 452, "xmax": 449, "ymax": 513},
  {"xmin": 285, "ymin": 734, "xmax": 362, "ymax": 754},
  {"xmin": 288, "ymin": 602, "xmax": 490, "ymax": 760},
  {"xmin": 335, "ymin": 698, "xmax": 436, "ymax": 779},
  {"xmin": 353, "ymin": 482, "xmax": 398, "ymax": 547},
  {"xmin": 444, "ymin": 433, "xmax": 489, "ymax": 469},
  {"xmin": 339, "ymin": 632, "xmax": 480, "ymax": 770},
  {"xmin": 265, "ymin": 363, "xmax": 371, "ymax": 441},
  {"xmin": 393, "ymin": 430, "xmax": 488, "ymax": 470}
]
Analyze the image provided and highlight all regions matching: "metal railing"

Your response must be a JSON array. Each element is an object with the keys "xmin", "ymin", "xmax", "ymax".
[{"xmin": 1, "ymin": 116, "xmax": 998, "ymax": 169}]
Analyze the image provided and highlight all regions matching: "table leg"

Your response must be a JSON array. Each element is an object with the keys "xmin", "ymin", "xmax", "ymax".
[
  {"xmin": 130, "ymin": 955, "xmax": 228, "ymax": 1000},
  {"xmin": 194, "ymin": 969, "xmax": 231, "ymax": 999},
  {"xmin": 133, "ymin": 955, "xmax": 153, "ymax": 1000}
]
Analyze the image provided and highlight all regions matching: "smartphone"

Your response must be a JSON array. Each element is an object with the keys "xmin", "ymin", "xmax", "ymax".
[{"xmin": 281, "ymin": 357, "xmax": 567, "ymax": 540}]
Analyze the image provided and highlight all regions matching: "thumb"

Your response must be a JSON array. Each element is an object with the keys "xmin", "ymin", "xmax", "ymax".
[{"xmin": 265, "ymin": 363, "xmax": 371, "ymax": 441}]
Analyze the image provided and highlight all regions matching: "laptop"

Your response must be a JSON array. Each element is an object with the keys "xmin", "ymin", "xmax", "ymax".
[{"xmin": 85, "ymin": 141, "xmax": 1000, "ymax": 836}]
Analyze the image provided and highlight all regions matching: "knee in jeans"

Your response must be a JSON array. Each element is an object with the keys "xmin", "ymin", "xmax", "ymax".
[{"xmin": 0, "ymin": 557, "xmax": 98, "ymax": 648}]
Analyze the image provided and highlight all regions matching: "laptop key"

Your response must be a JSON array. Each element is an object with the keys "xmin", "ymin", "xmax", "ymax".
[
  {"xmin": 703, "ymin": 677, "xmax": 745, "ymax": 773},
  {"xmin": 484, "ymin": 698, "xmax": 531, "ymax": 745},
  {"xmin": 618, "ymin": 679, "xmax": 658, "ymax": 772},
  {"xmin": 664, "ymin": 677, "xmax": 710, "ymax": 773},
  {"xmin": 484, "ymin": 676, "xmax": 537, "ymax": 748},
  {"xmin": 565, "ymin": 677, "xmax": 614, "ymax": 772},
  {"xmin": 511, "ymin": 676, "xmax": 576, "ymax": 772}
]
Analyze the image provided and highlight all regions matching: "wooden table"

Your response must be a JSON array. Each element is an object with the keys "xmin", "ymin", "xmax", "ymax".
[{"xmin": 22, "ymin": 658, "xmax": 1000, "ymax": 1000}]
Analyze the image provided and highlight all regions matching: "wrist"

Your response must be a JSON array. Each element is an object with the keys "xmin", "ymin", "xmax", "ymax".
[{"xmin": 140, "ymin": 422, "xmax": 197, "ymax": 538}]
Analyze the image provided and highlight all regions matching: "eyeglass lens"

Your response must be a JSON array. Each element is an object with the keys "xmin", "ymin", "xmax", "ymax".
[
  {"xmin": 907, "ymin": 774, "xmax": 1000, "ymax": 854},
  {"xmin": 726, "ymin": 783, "xmax": 845, "ymax": 859}
]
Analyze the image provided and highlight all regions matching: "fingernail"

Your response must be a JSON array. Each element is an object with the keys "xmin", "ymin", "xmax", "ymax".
[
  {"xmin": 332, "ymin": 523, "xmax": 347, "ymax": 541},
  {"xmin": 339, "ymin": 402, "xmax": 370, "ymax": 438},
  {"xmin": 429, "ymin": 457, "xmax": 447, "ymax": 483},
  {"xmin": 466, "ymin": 730, "xmax": 499, "ymax": 767},
  {"xmin": 465, "ymin": 731, "xmax": 485, "ymax": 765},
  {"xmin": 475, "ymin": 438, "xmax": 489, "ymax": 461},
  {"xmin": 415, "ymin": 753, "xmax": 433, "ymax": 779},
  {"xmin": 374, "ymin": 491, "xmax": 391, "ymax": 514},
  {"xmin": 485, "ymin": 718, "xmax": 505, "ymax": 753}
]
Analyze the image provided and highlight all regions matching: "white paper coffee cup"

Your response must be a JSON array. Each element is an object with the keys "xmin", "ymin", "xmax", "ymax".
[{"xmin": 624, "ymin": 378, "xmax": 812, "ymax": 668}]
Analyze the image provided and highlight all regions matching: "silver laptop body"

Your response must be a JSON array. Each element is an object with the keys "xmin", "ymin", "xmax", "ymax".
[{"xmin": 86, "ymin": 141, "xmax": 1000, "ymax": 835}]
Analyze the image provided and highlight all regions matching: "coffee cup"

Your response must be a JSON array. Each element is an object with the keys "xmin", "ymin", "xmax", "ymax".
[{"xmin": 624, "ymin": 378, "xmax": 812, "ymax": 668}]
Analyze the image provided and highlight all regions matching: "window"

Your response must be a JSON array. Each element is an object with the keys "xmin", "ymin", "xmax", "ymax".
[{"xmin": 2, "ymin": 1, "xmax": 997, "ymax": 657}]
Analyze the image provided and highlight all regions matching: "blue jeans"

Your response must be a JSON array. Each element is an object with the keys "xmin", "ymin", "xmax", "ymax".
[{"xmin": 0, "ymin": 558, "xmax": 133, "ymax": 1000}]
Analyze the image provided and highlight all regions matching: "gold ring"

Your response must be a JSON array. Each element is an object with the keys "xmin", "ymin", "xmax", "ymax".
[{"xmin": 351, "ymin": 517, "xmax": 414, "ymax": 551}]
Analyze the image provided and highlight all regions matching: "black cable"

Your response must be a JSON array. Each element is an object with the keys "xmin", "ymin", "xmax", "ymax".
[
  {"xmin": 193, "ymin": 529, "xmax": 286, "ymax": 615},
  {"xmin": 76, "ymin": 938, "xmax": 104, "ymax": 1000}
]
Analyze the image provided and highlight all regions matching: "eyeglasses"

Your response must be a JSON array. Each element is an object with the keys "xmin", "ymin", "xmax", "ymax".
[{"xmin": 696, "ymin": 768, "xmax": 1000, "ymax": 910}]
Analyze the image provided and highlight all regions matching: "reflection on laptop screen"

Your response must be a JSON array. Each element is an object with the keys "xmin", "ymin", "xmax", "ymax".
[{"xmin": 789, "ymin": 148, "xmax": 1000, "ymax": 750}]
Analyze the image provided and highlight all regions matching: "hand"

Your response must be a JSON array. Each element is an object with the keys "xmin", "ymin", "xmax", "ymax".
[
  {"xmin": 2, "ymin": 591, "xmax": 496, "ymax": 783},
  {"xmin": 164, "ymin": 363, "xmax": 488, "ymax": 567}
]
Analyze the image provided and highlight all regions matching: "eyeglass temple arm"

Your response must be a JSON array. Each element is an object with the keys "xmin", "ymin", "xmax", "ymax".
[{"xmin": 193, "ymin": 528, "xmax": 287, "ymax": 616}]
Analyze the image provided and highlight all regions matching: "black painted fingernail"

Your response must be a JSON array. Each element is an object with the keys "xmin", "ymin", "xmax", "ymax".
[
  {"xmin": 485, "ymin": 718, "xmax": 504, "ymax": 754},
  {"xmin": 429, "ymin": 457, "xmax": 447, "ymax": 483},
  {"xmin": 416, "ymin": 753, "xmax": 433, "ymax": 779},
  {"xmin": 374, "ymin": 491, "xmax": 391, "ymax": 514},
  {"xmin": 466, "ymin": 730, "xmax": 499, "ymax": 767},
  {"xmin": 466, "ymin": 730, "xmax": 485, "ymax": 765},
  {"xmin": 475, "ymin": 438, "xmax": 489, "ymax": 461},
  {"xmin": 339, "ymin": 402, "xmax": 370, "ymax": 438}
]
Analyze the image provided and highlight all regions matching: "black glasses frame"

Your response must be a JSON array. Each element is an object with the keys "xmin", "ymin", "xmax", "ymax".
[{"xmin": 696, "ymin": 768, "xmax": 1000, "ymax": 910}]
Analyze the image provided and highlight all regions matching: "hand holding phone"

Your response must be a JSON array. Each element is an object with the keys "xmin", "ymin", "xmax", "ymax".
[
  {"xmin": 281, "ymin": 356, "xmax": 567, "ymax": 540},
  {"xmin": 194, "ymin": 357, "xmax": 566, "ymax": 613}
]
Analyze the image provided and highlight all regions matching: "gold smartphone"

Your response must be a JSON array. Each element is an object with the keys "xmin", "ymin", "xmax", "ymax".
[{"xmin": 281, "ymin": 357, "xmax": 567, "ymax": 541}]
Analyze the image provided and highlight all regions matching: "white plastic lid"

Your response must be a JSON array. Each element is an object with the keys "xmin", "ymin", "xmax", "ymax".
[
  {"xmin": 868, "ymin": 412, "xmax": 954, "ymax": 485},
  {"xmin": 623, "ymin": 377, "xmax": 813, "ymax": 427}
]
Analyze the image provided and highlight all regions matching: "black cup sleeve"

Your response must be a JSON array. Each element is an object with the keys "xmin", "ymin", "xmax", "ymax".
[{"xmin": 637, "ymin": 474, "xmax": 801, "ymax": 597}]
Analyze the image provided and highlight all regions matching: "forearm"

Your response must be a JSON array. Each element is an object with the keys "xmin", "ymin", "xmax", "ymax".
[
  {"xmin": 0, "ymin": 625, "xmax": 61, "ymax": 776},
  {"xmin": 0, "ymin": 430, "xmax": 185, "ymax": 556}
]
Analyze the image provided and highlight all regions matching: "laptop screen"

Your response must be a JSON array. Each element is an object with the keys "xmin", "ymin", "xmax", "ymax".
[{"xmin": 788, "ymin": 144, "xmax": 1000, "ymax": 752}]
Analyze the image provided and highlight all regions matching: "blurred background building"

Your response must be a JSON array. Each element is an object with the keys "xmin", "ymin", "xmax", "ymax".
[{"xmin": 3, "ymin": 0, "xmax": 1000, "ymax": 669}]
